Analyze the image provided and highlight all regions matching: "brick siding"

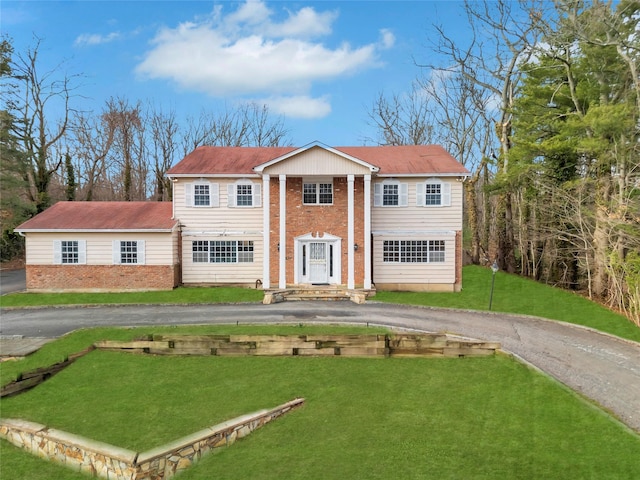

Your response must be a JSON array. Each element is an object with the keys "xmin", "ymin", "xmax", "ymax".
[
  {"xmin": 269, "ymin": 177, "xmax": 365, "ymax": 286},
  {"xmin": 26, "ymin": 265, "xmax": 179, "ymax": 291}
]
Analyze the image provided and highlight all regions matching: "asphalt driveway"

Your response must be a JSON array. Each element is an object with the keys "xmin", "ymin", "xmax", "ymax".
[
  {"xmin": 0, "ymin": 269, "xmax": 26, "ymax": 295},
  {"xmin": 1, "ymin": 302, "xmax": 639, "ymax": 434}
]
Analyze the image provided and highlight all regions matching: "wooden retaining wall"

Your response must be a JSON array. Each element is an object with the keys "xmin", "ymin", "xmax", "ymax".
[{"xmin": 95, "ymin": 334, "xmax": 500, "ymax": 358}]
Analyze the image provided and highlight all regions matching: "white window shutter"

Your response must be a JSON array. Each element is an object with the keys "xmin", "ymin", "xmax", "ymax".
[
  {"xmin": 442, "ymin": 182, "xmax": 451, "ymax": 206},
  {"xmin": 53, "ymin": 240, "xmax": 62, "ymax": 264},
  {"xmin": 416, "ymin": 183, "xmax": 425, "ymax": 206},
  {"xmin": 399, "ymin": 183, "xmax": 408, "ymax": 206},
  {"xmin": 374, "ymin": 183, "xmax": 382, "ymax": 207},
  {"xmin": 227, "ymin": 184, "xmax": 235, "ymax": 207},
  {"xmin": 137, "ymin": 240, "xmax": 145, "ymax": 265},
  {"xmin": 253, "ymin": 183, "xmax": 261, "ymax": 207},
  {"xmin": 78, "ymin": 240, "xmax": 87, "ymax": 264},
  {"xmin": 113, "ymin": 240, "xmax": 121, "ymax": 265},
  {"xmin": 211, "ymin": 183, "xmax": 219, "ymax": 207},
  {"xmin": 185, "ymin": 183, "xmax": 193, "ymax": 207}
]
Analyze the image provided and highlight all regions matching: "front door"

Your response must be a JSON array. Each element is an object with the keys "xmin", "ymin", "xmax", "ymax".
[{"xmin": 308, "ymin": 242, "xmax": 329, "ymax": 284}]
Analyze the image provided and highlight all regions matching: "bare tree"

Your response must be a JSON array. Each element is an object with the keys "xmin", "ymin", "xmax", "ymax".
[
  {"xmin": 422, "ymin": 0, "xmax": 544, "ymax": 272},
  {"xmin": 70, "ymin": 110, "xmax": 115, "ymax": 200},
  {"xmin": 103, "ymin": 97, "xmax": 147, "ymax": 200},
  {"xmin": 9, "ymin": 37, "xmax": 81, "ymax": 212},
  {"xmin": 366, "ymin": 86, "xmax": 435, "ymax": 146},
  {"xmin": 148, "ymin": 104, "xmax": 179, "ymax": 201}
]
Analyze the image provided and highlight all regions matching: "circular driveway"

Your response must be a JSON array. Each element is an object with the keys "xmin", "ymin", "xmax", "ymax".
[{"xmin": 1, "ymin": 301, "xmax": 639, "ymax": 433}]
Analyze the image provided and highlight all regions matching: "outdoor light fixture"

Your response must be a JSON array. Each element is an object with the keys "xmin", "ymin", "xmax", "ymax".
[
  {"xmin": 354, "ymin": 243, "xmax": 359, "ymax": 251},
  {"xmin": 489, "ymin": 260, "xmax": 499, "ymax": 310},
  {"xmin": 277, "ymin": 243, "xmax": 280, "ymax": 252}
]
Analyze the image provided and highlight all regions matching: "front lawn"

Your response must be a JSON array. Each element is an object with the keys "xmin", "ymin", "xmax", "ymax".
[{"xmin": 2, "ymin": 326, "xmax": 639, "ymax": 479}]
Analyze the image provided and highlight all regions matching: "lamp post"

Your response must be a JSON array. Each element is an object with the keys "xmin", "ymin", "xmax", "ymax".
[{"xmin": 489, "ymin": 260, "xmax": 499, "ymax": 310}]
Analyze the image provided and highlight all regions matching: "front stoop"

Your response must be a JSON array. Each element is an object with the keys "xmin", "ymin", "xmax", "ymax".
[{"xmin": 263, "ymin": 286, "xmax": 375, "ymax": 304}]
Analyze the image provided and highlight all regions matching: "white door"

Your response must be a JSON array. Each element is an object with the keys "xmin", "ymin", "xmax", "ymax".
[{"xmin": 309, "ymin": 242, "xmax": 329, "ymax": 284}]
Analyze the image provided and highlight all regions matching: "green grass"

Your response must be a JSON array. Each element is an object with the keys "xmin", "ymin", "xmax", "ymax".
[
  {"xmin": 1, "ymin": 330, "xmax": 639, "ymax": 479},
  {"xmin": 0, "ymin": 285, "xmax": 263, "ymax": 308},
  {"xmin": 375, "ymin": 265, "xmax": 640, "ymax": 342}
]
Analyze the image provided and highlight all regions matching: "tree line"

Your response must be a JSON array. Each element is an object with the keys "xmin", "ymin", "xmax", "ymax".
[{"xmin": 1, "ymin": 0, "xmax": 639, "ymax": 325}]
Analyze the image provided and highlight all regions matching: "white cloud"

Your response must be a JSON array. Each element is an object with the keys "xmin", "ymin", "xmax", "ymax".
[
  {"xmin": 261, "ymin": 94, "xmax": 332, "ymax": 119},
  {"xmin": 74, "ymin": 32, "xmax": 121, "ymax": 47},
  {"xmin": 378, "ymin": 29, "xmax": 395, "ymax": 50},
  {"xmin": 135, "ymin": 0, "xmax": 390, "ymax": 119}
]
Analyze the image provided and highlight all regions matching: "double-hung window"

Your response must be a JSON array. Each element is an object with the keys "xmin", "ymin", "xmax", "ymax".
[
  {"xmin": 113, "ymin": 240, "xmax": 145, "ymax": 265},
  {"xmin": 53, "ymin": 240, "xmax": 86, "ymax": 264},
  {"xmin": 185, "ymin": 181, "xmax": 219, "ymax": 207},
  {"xmin": 374, "ymin": 180, "xmax": 408, "ymax": 207},
  {"xmin": 303, "ymin": 179, "xmax": 333, "ymax": 205},
  {"xmin": 192, "ymin": 240, "xmax": 254, "ymax": 263},
  {"xmin": 383, "ymin": 240, "xmax": 445, "ymax": 263},
  {"xmin": 228, "ymin": 180, "xmax": 261, "ymax": 207},
  {"xmin": 417, "ymin": 179, "xmax": 451, "ymax": 207}
]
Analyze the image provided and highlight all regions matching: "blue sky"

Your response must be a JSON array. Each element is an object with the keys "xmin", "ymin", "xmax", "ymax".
[{"xmin": 3, "ymin": 1, "xmax": 469, "ymax": 146}]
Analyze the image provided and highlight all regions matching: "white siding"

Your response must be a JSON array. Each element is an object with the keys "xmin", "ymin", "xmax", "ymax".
[
  {"xmin": 372, "ymin": 233, "xmax": 456, "ymax": 285},
  {"xmin": 264, "ymin": 148, "xmax": 371, "ymax": 176},
  {"xmin": 372, "ymin": 179, "xmax": 463, "ymax": 232},
  {"xmin": 174, "ymin": 178, "xmax": 263, "ymax": 233},
  {"xmin": 181, "ymin": 234, "xmax": 263, "ymax": 284},
  {"xmin": 25, "ymin": 232, "xmax": 176, "ymax": 266}
]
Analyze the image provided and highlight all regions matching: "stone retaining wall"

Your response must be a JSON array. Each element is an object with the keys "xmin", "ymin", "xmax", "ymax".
[
  {"xmin": 95, "ymin": 333, "xmax": 501, "ymax": 358},
  {"xmin": 0, "ymin": 398, "xmax": 304, "ymax": 480}
]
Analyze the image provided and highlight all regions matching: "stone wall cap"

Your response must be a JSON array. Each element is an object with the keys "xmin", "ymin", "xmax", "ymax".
[
  {"xmin": 0, "ymin": 418, "xmax": 47, "ymax": 434},
  {"xmin": 46, "ymin": 428, "xmax": 137, "ymax": 463}
]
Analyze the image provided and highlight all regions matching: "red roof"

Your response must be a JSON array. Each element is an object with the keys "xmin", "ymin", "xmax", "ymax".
[
  {"xmin": 16, "ymin": 202, "xmax": 177, "ymax": 231},
  {"xmin": 166, "ymin": 146, "xmax": 297, "ymax": 175},
  {"xmin": 335, "ymin": 145, "xmax": 469, "ymax": 175},
  {"xmin": 166, "ymin": 144, "xmax": 469, "ymax": 176}
]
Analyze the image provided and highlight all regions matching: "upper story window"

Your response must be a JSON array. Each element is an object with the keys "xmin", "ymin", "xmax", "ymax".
[
  {"xmin": 303, "ymin": 179, "xmax": 333, "ymax": 205},
  {"xmin": 417, "ymin": 179, "xmax": 451, "ymax": 207},
  {"xmin": 374, "ymin": 179, "xmax": 408, "ymax": 207},
  {"xmin": 185, "ymin": 181, "xmax": 219, "ymax": 207},
  {"xmin": 113, "ymin": 240, "xmax": 145, "ymax": 265},
  {"xmin": 228, "ymin": 180, "xmax": 261, "ymax": 208},
  {"xmin": 53, "ymin": 240, "xmax": 86, "ymax": 264}
]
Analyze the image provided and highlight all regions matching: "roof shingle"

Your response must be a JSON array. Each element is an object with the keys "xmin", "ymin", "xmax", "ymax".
[
  {"xmin": 166, "ymin": 144, "xmax": 469, "ymax": 176},
  {"xmin": 16, "ymin": 202, "xmax": 177, "ymax": 231}
]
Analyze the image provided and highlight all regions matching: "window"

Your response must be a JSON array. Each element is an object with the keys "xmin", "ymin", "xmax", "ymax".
[
  {"xmin": 61, "ymin": 241, "xmax": 79, "ymax": 264},
  {"xmin": 374, "ymin": 180, "xmax": 408, "ymax": 207},
  {"xmin": 192, "ymin": 240, "xmax": 254, "ymax": 263},
  {"xmin": 236, "ymin": 184, "xmax": 253, "ymax": 206},
  {"xmin": 120, "ymin": 241, "xmax": 138, "ymax": 264},
  {"xmin": 383, "ymin": 240, "xmax": 445, "ymax": 263},
  {"xmin": 303, "ymin": 181, "xmax": 333, "ymax": 204},
  {"xmin": 228, "ymin": 181, "xmax": 261, "ymax": 207},
  {"xmin": 53, "ymin": 240, "xmax": 86, "ymax": 264},
  {"xmin": 194, "ymin": 184, "xmax": 210, "ymax": 206},
  {"xmin": 185, "ymin": 181, "xmax": 219, "ymax": 207},
  {"xmin": 417, "ymin": 179, "xmax": 451, "ymax": 207},
  {"xmin": 112, "ymin": 240, "xmax": 145, "ymax": 265}
]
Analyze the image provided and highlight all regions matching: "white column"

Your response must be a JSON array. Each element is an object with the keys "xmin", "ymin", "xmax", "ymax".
[
  {"xmin": 279, "ymin": 174, "xmax": 287, "ymax": 289},
  {"xmin": 364, "ymin": 174, "xmax": 372, "ymax": 289},
  {"xmin": 347, "ymin": 174, "xmax": 355, "ymax": 289},
  {"xmin": 262, "ymin": 174, "xmax": 270, "ymax": 289}
]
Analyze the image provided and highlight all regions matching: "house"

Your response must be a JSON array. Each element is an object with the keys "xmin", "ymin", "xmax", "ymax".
[{"xmin": 16, "ymin": 142, "xmax": 469, "ymax": 299}]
